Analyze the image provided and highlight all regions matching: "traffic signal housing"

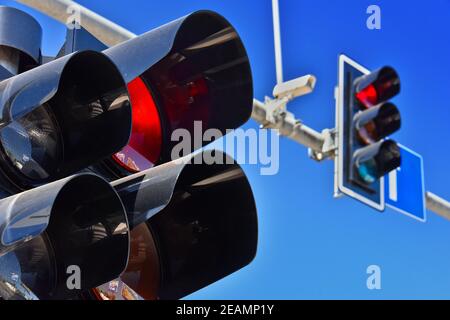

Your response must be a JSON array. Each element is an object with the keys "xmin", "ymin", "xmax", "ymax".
[
  {"xmin": 0, "ymin": 7, "xmax": 258, "ymax": 301},
  {"xmin": 59, "ymin": 10, "xmax": 257, "ymax": 300},
  {"xmin": 337, "ymin": 55, "xmax": 402, "ymax": 210},
  {"xmin": 88, "ymin": 150, "xmax": 258, "ymax": 300},
  {"xmin": 0, "ymin": 50, "xmax": 131, "ymax": 192},
  {"xmin": 0, "ymin": 173, "xmax": 130, "ymax": 300},
  {"xmin": 62, "ymin": 10, "xmax": 253, "ymax": 178}
]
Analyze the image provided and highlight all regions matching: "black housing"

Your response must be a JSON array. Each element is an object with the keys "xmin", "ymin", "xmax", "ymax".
[
  {"xmin": 0, "ymin": 173, "xmax": 130, "ymax": 300},
  {"xmin": 63, "ymin": 11, "xmax": 254, "ymax": 177},
  {"xmin": 355, "ymin": 66, "xmax": 400, "ymax": 105},
  {"xmin": 111, "ymin": 150, "xmax": 258, "ymax": 299},
  {"xmin": 104, "ymin": 10, "xmax": 253, "ymax": 138},
  {"xmin": 0, "ymin": 50, "xmax": 132, "ymax": 190},
  {"xmin": 0, "ymin": 6, "xmax": 42, "ymax": 75}
]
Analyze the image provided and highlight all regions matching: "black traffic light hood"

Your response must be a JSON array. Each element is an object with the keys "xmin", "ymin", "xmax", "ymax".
[
  {"xmin": 112, "ymin": 150, "xmax": 258, "ymax": 299},
  {"xmin": 0, "ymin": 50, "xmax": 132, "ymax": 187},
  {"xmin": 0, "ymin": 173, "xmax": 130, "ymax": 299}
]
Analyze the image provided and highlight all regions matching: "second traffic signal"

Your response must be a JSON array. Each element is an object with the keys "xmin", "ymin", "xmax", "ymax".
[{"xmin": 339, "ymin": 56, "xmax": 402, "ymax": 209}]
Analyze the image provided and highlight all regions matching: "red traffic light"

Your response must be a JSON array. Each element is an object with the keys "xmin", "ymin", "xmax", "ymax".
[
  {"xmin": 113, "ymin": 77, "xmax": 163, "ymax": 172},
  {"xmin": 354, "ymin": 66, "xmax": 400, "ymax": 108},
  {"xmin": 103, "ymin": 11, "xmax": 253, "ymax": 175},
  {"xmin": 112, "ymin": 60, "xmax": 211, "ymax": 174}
]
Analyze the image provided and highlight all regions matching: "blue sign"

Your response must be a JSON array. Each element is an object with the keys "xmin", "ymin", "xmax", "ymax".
[{"xmin": 384, "ymin": 145, "xmax": 426, "ymax": 222}]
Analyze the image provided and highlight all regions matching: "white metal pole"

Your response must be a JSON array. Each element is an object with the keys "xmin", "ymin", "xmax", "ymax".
[
  {"xmin": 272, "ymin": 0, "xmax": 283, "ymax": 84},
  {"xmin": 426, "ymin": 192, "xmax": 450, "ymax": 220},
  {"xmin": 253, "ymin": 99, "xmax": 325, "ymax": 151},
  {"xmin": 14, "ymin": 0, "xmax": 136, "ymax": 46},
  {"xmin": 16, "ymin": 0, "xmax": 450, "ymax": 220}
]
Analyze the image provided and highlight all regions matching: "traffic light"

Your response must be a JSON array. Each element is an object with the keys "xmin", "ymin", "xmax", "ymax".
[
  {"xmin": 80, "ymin": 11, "xmax": 255, "ymax": 300},
  {"xmin": 86, "ymin": 150, "xmax": 257, "ymax": 300},
  {"xmin": 337, "ymin": 55, "xmax": 402, "ymax": 210},
  {"xmin": 0, "ymin": 7, "xmax": 258, "ymax": 301},
  {"xmin": 61, "ymin": 10, "xmax": 253, "ymax": 177},
  {"xmin": 0, "ymin": 173, "xmax": 130, "ymax": 300},
  {"xmin": 60, "ymin": 11, "xmax": 258, "ymax": 299},
  {"xmin": 0, "ymin": 50, "xmax": 131, "ymax": 192}
]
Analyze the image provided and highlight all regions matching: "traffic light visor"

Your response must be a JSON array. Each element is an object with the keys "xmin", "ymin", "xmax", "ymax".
[
  {"xmin": 104, "ymin": 11, "xmax": 253, "ymax": 170},
  {"xmin": 0, "ymin": 50, "xmax": 132, "ymax": 188},
  {"xmin": 0, "ymin": 173, "xmax": 130, "ymax": 299},
  {"xmin": 355, "ymin": 66, "xmax": 400, "ymax": 108}
]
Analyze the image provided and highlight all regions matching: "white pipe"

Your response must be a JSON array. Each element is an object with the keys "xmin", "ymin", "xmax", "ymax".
[
  {"xmin": 253, "ymin": 99, "xmax": 325, "ymax": 151},
  {"xmin": 14, "ymin": 0, "xmax": 136, "ymax": 46},
  {"xmin": 426, "ymin": 192, "xmax": 450, "ymax": 220},
  {"xmin": 272, "ymin": 0, "xmax": 283, "ymax": 84}
]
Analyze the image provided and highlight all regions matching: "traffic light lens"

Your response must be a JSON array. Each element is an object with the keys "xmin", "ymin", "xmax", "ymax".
[
  {"xmin": 355, "ymin": 140, "xmax": 401, "ymax": 184},
  {"xmin": 357, "ymin": 121, "xmax": 377, "ymax": 145},
  {"xmin": 120, "ymin": 223, "xmax": 160, "ymax": 300},
  {"xmin": 11, "ymin": 234, "xmax": 56, "ymax": 298},
  {"xmin": 0, "ymin": 104, "xmax": 62, "ymax": 181},
  {"xmin": 92, "ymin": 223, "xmax": 160, "ymax": 300},
  {"xmin": 113, "ymin": 77, "xmax": 162, "ymax": 172},
  {"xmin": 355, "ymin": 103, "xmax": 401, "ymax": 145},
  {"xmin": 355, "ymin": 67, "xmax": 400, "ymax": 108},
  {"xmin": 355, "ymin": 84, "xmax": 378, "ymax": 108},
  {"xmin": 357, "ymin": 159, "xmax": 378, "ymax": 184},
  {"xmin": 0, "ymin": 233, "xmax": 56, "ymax": 299}
]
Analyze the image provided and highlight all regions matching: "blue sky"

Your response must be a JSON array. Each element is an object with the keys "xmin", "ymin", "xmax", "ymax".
[{"xmin": 2, "ymin": 0, "xmax": 450, "ymax": 299}]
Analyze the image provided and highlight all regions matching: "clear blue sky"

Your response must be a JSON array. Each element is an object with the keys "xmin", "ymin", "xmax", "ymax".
[{"xmin": 2, "ymin": 0, "xmax": 450, "ymax": 299}]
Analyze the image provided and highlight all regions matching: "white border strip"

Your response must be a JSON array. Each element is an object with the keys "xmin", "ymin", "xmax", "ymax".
[{"xmin": 272, "ymin": 0, "xmax": 283, "ymax": 84}]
